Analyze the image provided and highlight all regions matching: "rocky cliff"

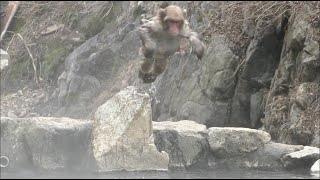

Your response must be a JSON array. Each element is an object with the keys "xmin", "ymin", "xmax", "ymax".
[{"xmin": 1, "ymin": 1, "xmax": 319, "ymax": 153}]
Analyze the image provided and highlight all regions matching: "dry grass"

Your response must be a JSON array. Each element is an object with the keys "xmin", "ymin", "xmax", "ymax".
[
  {"xmin": 262, "ymin": 95, "xmax": 291, "ymax": 143},
  {"xmin": 3, "ymin": 1, "xmax": 110, "ymax": 54},
  {"xmin": 263, "ymin": 83, "xmax": 320, "ymax": 144},
  {"xmin": 295, "ymin": 85, "xmax": 320, "ymax": 133},
  {"xmin": 1, "ymin": 1, "xmax": 111, "ymax": 87},
  {"xmin": 202, "ymin": 1, "xmax": 320, "ymax": 57}
]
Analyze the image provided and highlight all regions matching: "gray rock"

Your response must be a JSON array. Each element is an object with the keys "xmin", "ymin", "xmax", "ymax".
[
  {"xmin": 55, "ymin": 14, "xmax": 141, "ymax": 119},
  {"xmin": 199, "ymin": 36, "xmax": 238, "ymax": 101},
  {"xmin": 153, "ymin": 120, "xmax": 209, "ymax": 170},
  {"xmin": 284, "ymin": 12, "xmax": 310, "ymax": 51},
  {"xmin": 208, "ymin": 127, "xmax": 271, "ymax": 158},
  {"xmin": 231, "ymin": 24, "xmax": 281, "ymax": 127},
  {"xmin": 262, "ymin": 11, "xmax": 319, "ymax": 146},
  {"xmin": 24, "ymin": 117, "xmax": 94, "ymax": 171},
  {"xmin": 294, "ymin": 83, "xmax": 319, "ymax": 111},
  {"xmin": 208, "ymin": 141, "xmax": 303, "ymax": 171},
  {"xmin": 1, "ymin": 117, "xmax": 30, "ymax": 170},
  {"xmin": 0, "ymin": 48, "xmax": 9, "ymax": 70},
  {"xmin": 302, "ymin": 38, "xmax": 319, "ymax": 66},
  {"xmin": 152, "ymin": 35, "xmax": 237, "ymax": 127},
  {"xmin": 7, "ymin": 110, "xmax": 17, "ymax": 118},
  {"xmin": 250, "ymin": 88, "xmax": 267, "ymax": 128},
  {"xmin": 245, "ymin": 142, "xmax": 303, "ymax": 170},
  {"xmin": 310, "ymin": 159, "xmax": 320, "ymax": 177},
  {"xmin": 311, "ymin": 133, "xmax": 320, "ymax": 148},
  {"xmin": 0, "ymin": 117, "xmax": 94, "ymax": 171},
  {"xmin": 92, "ymin": 86, "xmax": 169, "ymax": 172},
  {"xmin": 281, "ymin": 146, "xmax": 320, "ymax": 169},
  {"xmin": 300, "ymin": 38, "xmax": 320, "ymax": 82}
]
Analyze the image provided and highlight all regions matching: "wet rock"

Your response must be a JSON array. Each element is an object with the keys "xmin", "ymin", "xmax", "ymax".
[
  {"xmin": 208, "ymin": 140, "xmax": 303, "ymax": 171},
  {"xmin": 243, "ymin": 142, "xmax": 303, "ymax": 170},
  {"xmin": 281, "ymin": 146, "xmax": 320, "ymax": 170},
  {"xmin": 92, "ymin": 86, "xmax": 169, "ymax": 172},
  {"xmin": 153, "ymin": 120, "xmax": 209, "ymax": 170}
]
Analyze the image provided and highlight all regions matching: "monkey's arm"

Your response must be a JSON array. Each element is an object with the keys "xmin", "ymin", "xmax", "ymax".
[
  {"xmin": 181, "ymin": 20, "xmax": 205, "ymax": 59},
  {"xmin": 139, "ymin": 18, "xmax": 162, "ymax": 58}
]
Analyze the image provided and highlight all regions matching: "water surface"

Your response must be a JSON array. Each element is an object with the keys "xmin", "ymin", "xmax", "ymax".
[{"xmin": 1, "ymin": 169, "xmax": 318, "ymax": 179}]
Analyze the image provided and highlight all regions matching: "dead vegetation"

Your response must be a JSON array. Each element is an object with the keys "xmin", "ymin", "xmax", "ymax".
[
  {"xmin": 202, "ymin": 1, "xmax": 320, "ymax": 57},
  {"xmin": 1, "ymin": 1, "xmax": 112, "ymax": 89}
]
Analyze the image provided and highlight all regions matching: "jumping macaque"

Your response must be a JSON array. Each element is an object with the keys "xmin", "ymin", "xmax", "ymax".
[{"xmin": 138, "ymin": 5, "xmax": 205, "ymax": 83}]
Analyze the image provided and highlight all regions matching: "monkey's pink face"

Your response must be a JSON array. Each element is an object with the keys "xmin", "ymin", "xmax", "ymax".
[{"xmin": 167, "ymin": 20, "xmax": 182, "ymax": 36}]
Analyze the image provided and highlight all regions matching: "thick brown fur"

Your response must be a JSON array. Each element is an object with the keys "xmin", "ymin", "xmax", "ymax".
[{"xmin": 138, "ymin": 5, "xmax": 205, "ymax": 83}]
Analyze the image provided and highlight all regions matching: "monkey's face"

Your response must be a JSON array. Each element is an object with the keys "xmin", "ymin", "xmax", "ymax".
[
  {"xmin": 160, "ymin": 5, "xmax": 185, "ymax": 36},
  {"xmin": 165, "ymin": 19, "xmax": 183, "ymax": 36}
]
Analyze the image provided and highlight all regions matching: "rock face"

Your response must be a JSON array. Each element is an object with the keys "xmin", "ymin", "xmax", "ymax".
[
  {"xmin": 263, "ymin": 11, "xmax": 320, "ymax": 146},
  {"xmin": 208, "ymin": 127, "xmax": 271, "ymax": 157},
  {"xmin": 52, "ymin": 2, "xmax": 141, "ymax": 119},
  {"xmin": 92, "ymin": 86, "xmax": 169, "ymax": 172},
  {"xmin": 0, "ymin": 117, "xmax": 94, "ymax": 171},
  {"xmin": 153, "ymin": 120, "xmax": 209, "ymax": 170},
  {"xmin": 152, "ymin": 36, "xmax": 237, "ymax": 127},
  {"xmin": 281, "ymin": 146, "xmax": 320, "ymax": 169}
]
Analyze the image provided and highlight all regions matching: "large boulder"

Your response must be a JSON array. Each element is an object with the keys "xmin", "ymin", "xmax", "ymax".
[
  {"xmin": 237, "ymin": 142, "xmax": 303, "ymax": 170},
  {"xmin": 281, "ymin": 146, "xmax": 320, "ymax": 170},
  {"xmin": 152, "ymin": 35, "xmax": 237, "ymax": 127},
  {"xmin": 92, "ymin": 86, "xmax": 169, "ymax": 172},
  {"xmin": 208, "ymin": 127, "xmax": 271, "ymax": 158},
  {"xmin": 153, "ymin": 120, "xmax": 209, "ymax": 170},
  {"xmin": 0, "ymin": 117, "xmax": 94, "ymax": 171},
  {"xmin": 207, "ymin": 127, "xmax": 304, "ymax": 170}
]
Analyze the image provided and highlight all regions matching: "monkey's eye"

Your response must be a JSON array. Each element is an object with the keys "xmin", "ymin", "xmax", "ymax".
[{"xmin": 167, "ymin": 20, "xmax": 181, "ymax": 25}]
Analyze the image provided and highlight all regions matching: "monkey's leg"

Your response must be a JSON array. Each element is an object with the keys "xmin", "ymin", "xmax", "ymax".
[
  {"xmin": 139, "ymin": 47, "xmax": 153, "ymax": 74},
  {"xmin": 153, "ymin": 57, "xmax": 168, "ymax": 76},
  {"xmin": 138, "ymin": 49, "xmax": 157, "ymax": 83}
]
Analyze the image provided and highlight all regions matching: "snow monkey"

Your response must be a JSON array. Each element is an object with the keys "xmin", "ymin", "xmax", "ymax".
[{"xmin": 138, "ymin": 4, "xmax": 205, "ymax": 83}]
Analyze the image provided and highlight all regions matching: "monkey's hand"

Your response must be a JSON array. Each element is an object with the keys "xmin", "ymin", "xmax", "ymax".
[
  {"xmin": 190, "ymin": 35, "xmax": 205, "ymax": 59},
  {"xmin": 139, "ymin": 24, "xmax": 157, "ymax": 58}
]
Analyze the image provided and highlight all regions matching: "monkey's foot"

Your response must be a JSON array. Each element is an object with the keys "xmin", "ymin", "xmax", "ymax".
[{"xmin": 138, "ymin": 70, "xmax": 157, "ymax": 83}]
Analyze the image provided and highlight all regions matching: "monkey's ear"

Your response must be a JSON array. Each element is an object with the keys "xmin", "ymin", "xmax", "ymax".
[
  {"xmin": 183, "ymin": 9, "xmax": 187, "ymax": 18},
  {"xmin": 159, "ymin": 8, "xmax": 166, "ymax": 20}
]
